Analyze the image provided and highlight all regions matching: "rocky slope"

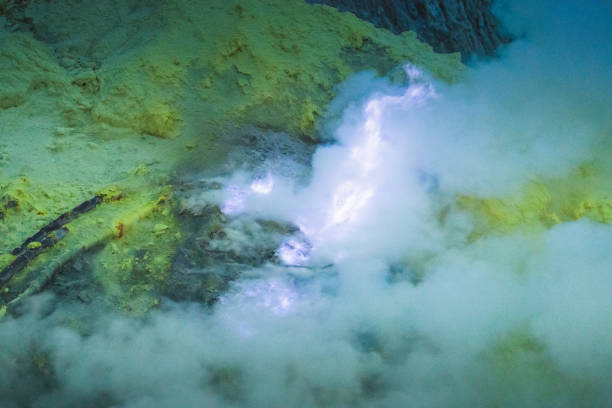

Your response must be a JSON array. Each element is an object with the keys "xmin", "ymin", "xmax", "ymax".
[
  {"xmin": 307, "ymin": 0, "xmax": 511, "ymax": 59},
  {"xmin": 0, "ymin": 0, "xmax": 463, "ymax": 313}
]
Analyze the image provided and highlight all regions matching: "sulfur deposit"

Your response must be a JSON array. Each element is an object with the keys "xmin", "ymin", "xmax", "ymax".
[
  {"xmin": 0, "ymin": 1, "xmax": 610, "ymax": 407},
  {"xmin": 0, "ymin": 0, "xmax": 462, "ymax": 310}
]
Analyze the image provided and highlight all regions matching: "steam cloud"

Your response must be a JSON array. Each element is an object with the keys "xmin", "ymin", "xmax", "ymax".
[{"xmin": 1, "ymin": 1, "xmax": 611, "ymax": 407}]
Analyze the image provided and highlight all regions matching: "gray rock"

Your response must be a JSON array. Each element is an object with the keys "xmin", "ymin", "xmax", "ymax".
[{"xmin": 306, "ymin": 0, "xmax": 511, "ymax": 61}]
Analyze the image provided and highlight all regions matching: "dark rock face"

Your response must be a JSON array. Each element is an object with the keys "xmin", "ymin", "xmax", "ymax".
[
  {"xmin": 0, "ymin": 0, "xmax": 33, "ymax": 32},
  {"xmin": 306, "ymin": 0, "xmax": 511, "ymax": 60}
]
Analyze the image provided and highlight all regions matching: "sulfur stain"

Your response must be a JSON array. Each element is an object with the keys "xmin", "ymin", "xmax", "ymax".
[{"xmin": 458, "ymin": 163, "xmax": 612, "ymax": 240}]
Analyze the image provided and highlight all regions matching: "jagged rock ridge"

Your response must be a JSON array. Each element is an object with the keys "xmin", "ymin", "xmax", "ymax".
[{"xmin": 307, "ymin": 0, "xmax": 511, "ymax": 59}]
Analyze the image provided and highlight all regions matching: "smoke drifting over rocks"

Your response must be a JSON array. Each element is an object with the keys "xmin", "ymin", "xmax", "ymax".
[{"xmin": 0, "ymin": 1, "xmax": 611, "ymax": 407}]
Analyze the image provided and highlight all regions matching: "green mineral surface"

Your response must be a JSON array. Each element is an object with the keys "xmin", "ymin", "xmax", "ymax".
[
  {"xmin": 457, "ymin": 160, "xmax": 612, "ymax": 241},
  {"xmin": 0, "ymin": 1, "xmax": 609, "ymax": 406},
  {"xmin": 0, "ymin": 0, "xmax": 462, "ymax": 312},
  {"xmin": 1, "ymin": 0, "xmax": 609, "ymax": 316}
]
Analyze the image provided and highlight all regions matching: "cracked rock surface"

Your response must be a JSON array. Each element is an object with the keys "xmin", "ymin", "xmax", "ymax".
[{"xmin": 307, "ymin": 0, "xmax": 511, "ymax": 60}]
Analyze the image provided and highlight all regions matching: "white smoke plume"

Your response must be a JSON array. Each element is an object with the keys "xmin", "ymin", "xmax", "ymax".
[{"xmin": 1, "ymin": 1, "xmax": 610, "ymax": 407}]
